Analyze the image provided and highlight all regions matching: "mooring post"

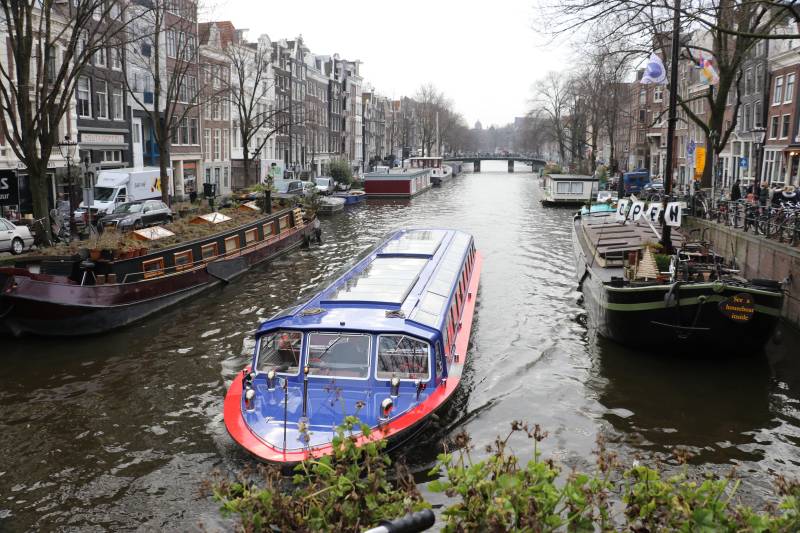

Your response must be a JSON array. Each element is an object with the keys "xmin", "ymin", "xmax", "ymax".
[{"xmin": 508, "ymin": 160, "xmax": 514, "ymax": 173}]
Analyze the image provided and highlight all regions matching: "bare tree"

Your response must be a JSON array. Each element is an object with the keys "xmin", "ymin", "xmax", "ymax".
[
  {"xmin": 415, "ymin": 83, "xmax": 445, "ymax": 156},
  {"xmin": 544, "ymin": 0, "xmax": 790, "ymax": 185},
  {"xmin": 225, "ymin": 37, "xmax": 289, "ymax": 185},
  {"xmin": 122, "ymin": 0, "xmax": 211, "ymax": 205},
  {"xmin": 0, "ymin": 0, "xmax": 141, "ymax": 240},
  {"xmin": 533, "ymin": 71, "xmax": 573, "ymax": 164}
]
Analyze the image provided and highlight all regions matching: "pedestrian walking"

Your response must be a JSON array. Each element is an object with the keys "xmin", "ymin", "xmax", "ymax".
[
  {"xmin": 730, "ymin": 179, "xmax": 741, "ymax": 201},
  {"xmin": 759, "ymin": 182, "xmax": 769, "ymax": 207}
]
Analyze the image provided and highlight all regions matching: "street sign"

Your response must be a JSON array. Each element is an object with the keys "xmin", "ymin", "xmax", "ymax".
[
  {"xmin": 739, "ymin": 157, "xmax": 748, "ymax": 168},
  {"xmin": 687, "ymin": 140, "xmax": 696, "ymax": 155}
]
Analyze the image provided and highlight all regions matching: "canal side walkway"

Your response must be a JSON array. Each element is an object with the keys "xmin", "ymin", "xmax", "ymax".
[{"xmin": 686, "ymin": 216, "xmax": 800, "ymax": 329}]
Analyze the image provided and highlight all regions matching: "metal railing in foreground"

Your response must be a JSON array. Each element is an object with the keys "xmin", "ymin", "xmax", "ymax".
[{"xmin": 689, "ymin": 196, "xmax": 800, "ymax": 247}]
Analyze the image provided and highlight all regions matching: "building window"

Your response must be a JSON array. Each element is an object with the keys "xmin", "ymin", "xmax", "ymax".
[
  {"xmin": 774, "ymin": 76, "xmax": 784, "ymax": 105},
  {"xmin": 111, "ymin": 48, "xmax": 122, "ymax": 70},
  {"xmin": 95, "ymin": 47, "xmax": 106, "ymax": 67},
  {"xmin": 77, "ymin": 76, "xmax": 91, "ymax": 117},
  {"xmin": 224, "ymin": 235, "xmax": 240, "ymax": 253},
  {"xmin": 770, "ymin": 115, "xmax": 780, "ymax": 139},
  {"xmin": 142, "ymin": 257, "xmax": 165, "ymax": 279},
  {"xmin": 786, "ymin": 74, "xmax": 795, "ymax": 104},
  {"xmin": 174, "ymin": 250, "xmax": 193, "ymax": 271},
  {"xmin": 781, "ymin": 114, "xmax": 791, "ymax": 139},
  {"xmin": 224, "ymin": 166, "xmax": 229, "ymax": 188},
  {"xmin": 214, "ymin": 167, "xmax": 221, "ymax": 187},
  {"xmin": 101, "ymin": 150, "xmax": 122, "ymax": 162},
  {"xmin": 754, "ymin": 101, "xmax": 763, "ymax": 128},
  {"xmin": 201, "ymin": 242, "xmax": 218, "ymax": 261},
  {"xmin": 755, "ymin": 64, "xmax": 764, "ymax": 92},
  {"xmin": 639, "ymin": 89, "xmax": 646, "ymax": 105},
  {"xmin": 190, "ymin": 118, "xmax": 198, "ymax": 145},
  {"xmin": 204, "ymin": 129, "xmax": 211, "ymax": 159},
  {"xmin": 112, "ymin": 85, "xmax": 124, "ymax": 120},
  {"xmin": 166, "ymin": 30, "xmax": 176, "ymax": 58},
  {"xmin": 178, "ymin": 118, "xmax": 189, "ymax": 145},
  {"xmin": 213, "ymin": 129, "xmax": 221, "ymax": 160},
  {"xmin": 222, "ymin": 129, "xmax": 228, "ymax": 160},
  {"xmin": 744, "ymin": 103, "xmax": 752, "ymax": 131},
  {"xmin": 245, "ymin": 228, "xmax": 258, "ymax": 244},
  {"xmin": 95, "ymin": 80, "xmax": 108, "ymax": 119},
  {"xmin": 744, "ymin": 68, "xmax": 752, "ymax": 95}
]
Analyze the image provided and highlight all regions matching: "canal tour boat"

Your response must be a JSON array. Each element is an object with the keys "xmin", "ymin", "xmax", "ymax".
[
  {"xmin": 224, "ymin": 228, "xmax": 482, "ymax": 464},
  {"xmin": 0, "ymin": 207, "xmax": 314, "ymax": 337},
  {"xmin": 572, "ymin": 205, "xmax": 783, "ymax": 353}
]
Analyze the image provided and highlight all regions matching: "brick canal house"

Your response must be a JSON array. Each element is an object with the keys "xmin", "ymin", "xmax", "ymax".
[{"xmin": 199, "ymin": 22, "xmax": 233, "ymax": 196}]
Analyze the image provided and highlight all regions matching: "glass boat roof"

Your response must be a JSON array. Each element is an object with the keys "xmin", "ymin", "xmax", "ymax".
[
  {"xmin": 323, "ymin": 256, "xmax": 428, "ymax": 304},
  {"xmin": 378, "ymin": 229, "xmax": 445, "ymax": 257}
]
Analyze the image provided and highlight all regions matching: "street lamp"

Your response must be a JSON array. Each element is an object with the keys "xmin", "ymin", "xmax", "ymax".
[
  {"xmin": 753, "ymin": 126, "xmax": 767, "ymax": 188},
  {"xmin": 57, "ymin": 134, "xmax": 79, "ymax": 237}
]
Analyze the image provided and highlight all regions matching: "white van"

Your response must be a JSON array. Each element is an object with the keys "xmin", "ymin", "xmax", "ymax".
[{"xmin": 78, "ymin": 167, "xmax": 173, "ymax": 218}]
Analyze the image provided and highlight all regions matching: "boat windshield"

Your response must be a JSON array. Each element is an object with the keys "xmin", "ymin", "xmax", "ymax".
[
  {"xmin": 256, "ymin": 330, "xmax": 302, "ymax": 374},
  {"xmin": 113, "ymin": 203, "xmax": 143, "ymax": 214},
  {"xmin": 95, "ymin": 187, "xmax": 116, "ymax": 202},
  {"xmin": 307, "ymin": 332, "xmax": 370, "ymax": 378},
  {"xmin": 376, "ymin": 335, "xmax": 430, "ymax": 381}
]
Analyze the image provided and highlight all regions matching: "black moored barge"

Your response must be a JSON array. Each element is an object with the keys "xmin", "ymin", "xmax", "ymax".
[
  {"xmin": 572, "ymin": 210, "xmax": 783, "ymax": 354},
  {"xmin": 0, "ymin": 207, "xmax": 314, "ymax": 337}
]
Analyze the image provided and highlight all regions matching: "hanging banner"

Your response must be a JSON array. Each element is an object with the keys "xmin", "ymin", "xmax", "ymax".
[
  {"xmin": 694, "ymin": 146, "xmax": 706, "ymax": 181},
  {"xmin": 630, "ymin": 200, "xmax": 646, "ymax": 220},
  {"xmin": 664, "ymin": 202, "xmax": 682, "ymax": 227},
  {"xmin": 645, "ymin": 203, "xmax": 662, "ymax": 223},
  {"xmin": 615, "ymin": 198, "xmax": 630, "ymax": 221}
]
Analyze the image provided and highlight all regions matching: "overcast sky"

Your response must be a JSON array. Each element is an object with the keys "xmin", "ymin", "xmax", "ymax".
[{"xmin": 206, "ymin": 0, "xmax": 569, "ymax": 128}]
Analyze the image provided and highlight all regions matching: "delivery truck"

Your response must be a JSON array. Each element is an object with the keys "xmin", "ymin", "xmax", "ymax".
[{"xmin": 76, "ymin": 167, "xmax": 173, "ymax": 219}]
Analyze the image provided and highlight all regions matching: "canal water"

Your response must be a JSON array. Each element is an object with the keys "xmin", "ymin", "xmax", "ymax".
[{"xmin": 2, "ymin": 161, "xmax": 799, "ymax": 531}]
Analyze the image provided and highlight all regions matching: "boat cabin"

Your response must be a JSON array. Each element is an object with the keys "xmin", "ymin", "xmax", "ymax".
[
  {"xmin": 226, "ymin": 228, "xmax": 481, "ymax": 462},
  {"xmin": 363, "ymin": 168, "xmax": 432, "ymax": 198},
  {"xmin": 540, "ymin": 174, "xmax": 598, "ymax": 206}
]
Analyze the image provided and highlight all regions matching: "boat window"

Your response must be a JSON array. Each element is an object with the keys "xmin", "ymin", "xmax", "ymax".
[
  {"xmin": 307, "ymin": 333, "xmax": 370, "ymax": 378},
  {"xmin": 257, "ymin": 330, "xmax": 302, "ymax": 375},
  {"xmin": 201, "ymin": 242, "xmax": 218, "ymax": 261},
  {"xmin": 556, "ymin": 182, "xmax": 571, "ymax": 193},
  {"xmin": 377, "ymin": 335, "xmax": 430, "ymax": 381},
  {"xmin": 225, "ymin": 235, "xmax": 240, "ymax": 253},
  {"xmin": 174, "ymin": 250, "xmax": 193, "ymax": 271},
  {"xmin": 278, "ymin": 215, "xmax": 290, "ymax": 232},
  {"xmin": 142, "ymin": 257, "xmax": 164, "ymax": 279},
  {"xmin": 245, "ymin": 228, "xmax": 258, "ymax": 244},
  {"xmin": 263, "ymin": 222, "xmax": 276, "ymax": 238}
]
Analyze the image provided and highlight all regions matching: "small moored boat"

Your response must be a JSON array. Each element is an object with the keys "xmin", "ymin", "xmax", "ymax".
[
  {"xmin": 224, "ymin": 228, "xmax": 482, "ymax": 464},
  {"xmin": 317, "ymin": 196, "xmax": 346, "ymax": 215},
  {"xmin": 332, "ymin": 190, "xmax": 366, "ymax": 205}
]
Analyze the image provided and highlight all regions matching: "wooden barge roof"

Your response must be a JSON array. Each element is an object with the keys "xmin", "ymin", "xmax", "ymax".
[{"xmin": 579, "ymin": 213, "xmax": 683, "ymax": 267}]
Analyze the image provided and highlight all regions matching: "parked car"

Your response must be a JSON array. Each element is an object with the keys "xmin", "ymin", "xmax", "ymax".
[
  {"xmin": 315, "ymin": 176, "xmax": 335, "ymax": 195},
  {"xmin": 0, "ymin": 217, "xmax": 34, "ymax": 255},
  {"xmin": 99, "ymin": 199, "xmax": 173, "ymax": 232},
  {"xmin": 273, "ymin": 179, "xmax": 305, "ymax": 201}
]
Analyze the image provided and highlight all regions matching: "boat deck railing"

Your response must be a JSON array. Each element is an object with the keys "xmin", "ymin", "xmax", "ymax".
[{"xmin": 114, "ymin": 224, "xmax": 304, "ymax": 285}]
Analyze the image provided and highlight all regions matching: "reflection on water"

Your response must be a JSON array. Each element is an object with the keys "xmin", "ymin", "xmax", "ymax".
[{"xmin": 1, "ymin": 161, "xmax": 799, "ymax": 530}]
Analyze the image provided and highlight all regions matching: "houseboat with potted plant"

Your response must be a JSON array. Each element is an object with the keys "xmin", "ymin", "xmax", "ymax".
[
  {"xmin": 224, "ymin": 228, "xmax": 482, "ymax": 464},
  {"xmin": 0, "ymin": 204, "xmax": 315, "ymax": 337},
  {"xmin": 572, "ymin": 205, "xmax": 783, "ymax": 353}
]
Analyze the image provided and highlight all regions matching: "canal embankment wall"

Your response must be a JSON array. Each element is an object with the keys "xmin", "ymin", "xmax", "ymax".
[{"xmin": 686, "ymin": 217, "xmax": 800, "ymax": 329}]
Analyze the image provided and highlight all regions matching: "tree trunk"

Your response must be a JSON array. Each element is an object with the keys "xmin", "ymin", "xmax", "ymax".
[
  {"xmin": 159, "ymin": 146, "xmax": 171, "ymax": 205},
  {"xmin": 30, "ymin": 164, "xmax": 52, "ymax": 243}
]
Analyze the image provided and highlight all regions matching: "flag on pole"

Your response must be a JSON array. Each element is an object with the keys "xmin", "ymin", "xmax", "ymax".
[
  {"xmin": 641, "ymin": 53, "xmax": 667, "ymax": 84},
  {"xmin": 689, "ymin": 50, "xmax": 719, "ymax": 85}
]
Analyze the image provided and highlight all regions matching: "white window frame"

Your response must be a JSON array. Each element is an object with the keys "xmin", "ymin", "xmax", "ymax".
[
  {"xmin": 781, "ymin": 114, "xmax": 791, "ymax": 139},
  {"xmin": 774, "ymin": 76, "xmax": 784, "ymax": 105},
  {"xmin": 77, "ymin": 76, "xmax": 91, "ymax": 117},
  {"xmin": 786, "ymin": 73, "xmax": 796, "ymax": 104},
  {"xmin": 96, "ymin": 79, "xmax": 108, "ymax": 119},
  {"xmin": 112, "ymin": 85, "xmax": 123, "ymax": 120}
]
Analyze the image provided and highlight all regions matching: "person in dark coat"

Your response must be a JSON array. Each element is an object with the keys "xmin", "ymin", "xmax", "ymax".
[
  {"xmin": 759, "ymin": 183, "xmax": 769, "ymax": 207},
  {"xmin": 731, "ymin": 179, "xmax": 741, "ymax": 201}
]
